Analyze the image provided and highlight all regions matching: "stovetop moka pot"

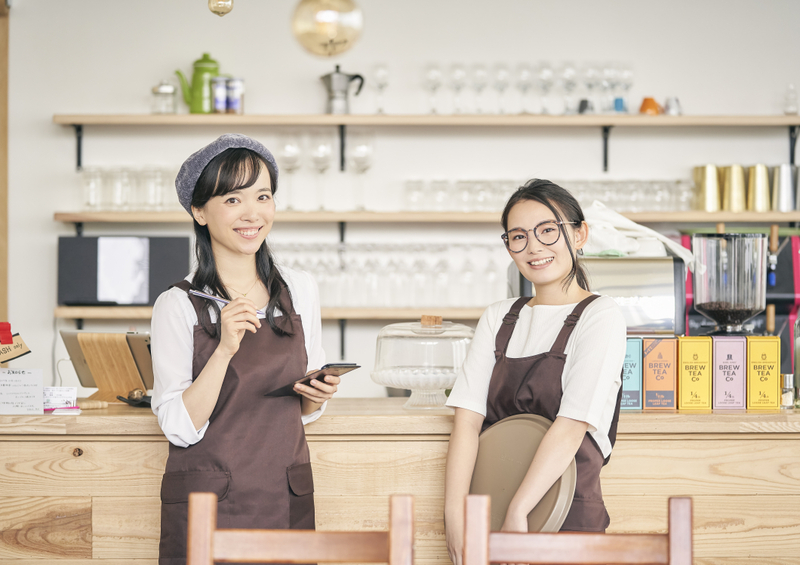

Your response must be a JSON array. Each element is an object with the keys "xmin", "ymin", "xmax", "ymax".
[{"xmin": 320, "ymin": 65, "xmax": 364, "ymax": 114}]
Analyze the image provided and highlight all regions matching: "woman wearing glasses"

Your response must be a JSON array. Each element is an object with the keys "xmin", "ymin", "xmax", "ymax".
[{"xmin": 444, "ymin": 179, "xmax": 625, "ymax": 565}]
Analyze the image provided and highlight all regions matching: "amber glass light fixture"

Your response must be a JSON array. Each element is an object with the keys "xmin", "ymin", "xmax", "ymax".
[
  {"xmin": 208, "ymin": 0, "xmax": 233, "ymax": 17},
  {"xmin": 292, "ymin": 0, "xmax": 363, "ymax": 57}
]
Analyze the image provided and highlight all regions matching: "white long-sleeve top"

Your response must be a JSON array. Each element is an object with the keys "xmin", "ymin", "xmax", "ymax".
[
  {"xmin": 150, "ymin": 266, "xmax": 326, "ymax": 448},
  {"xmin": 446, "ymin": 295, "xmax": 626, "ymax": 458}
]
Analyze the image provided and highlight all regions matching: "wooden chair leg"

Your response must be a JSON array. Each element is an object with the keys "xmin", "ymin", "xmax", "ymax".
[
  {"xmin": 389, "ymin": 495, "xmax": 415, "ymax": 565},
  {"xmin": 187, "ymin": 492, "xmax": 217, "ymax": 565},
  {"xmin": 463, "ymin": 495, "xmax": 491, "ymax": 565},
  {"xmin": 668, "ymin": 497, "xmax": 693, "ymax": 565}
]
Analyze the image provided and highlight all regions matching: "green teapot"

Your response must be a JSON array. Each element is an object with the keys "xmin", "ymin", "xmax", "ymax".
[{"xmin": 175, "ymin": 53, "xmax": 220, "ymax": 114}]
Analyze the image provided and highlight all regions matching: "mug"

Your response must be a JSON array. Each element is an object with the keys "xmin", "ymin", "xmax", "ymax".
[{"xmin": 639, "ymin": 97, "xmax": 663, "ymax": 115}]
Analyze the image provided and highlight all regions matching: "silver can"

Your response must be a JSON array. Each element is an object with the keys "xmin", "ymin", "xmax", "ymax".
[
  {"xmin": 226, "ymin": 78, "xmax": 245, "ymax": 114},
  {"xmin": 211, "ymin": 77, "xmax": 228, "ymax": 114}
]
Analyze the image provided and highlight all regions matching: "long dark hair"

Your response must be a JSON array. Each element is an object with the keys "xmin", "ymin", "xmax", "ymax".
[
  {"xmin": 501, "ymin": 179, "xmax": 590, "ymax": 292},
  {"xmin": 190, "ymin": 147, "xmax": 293, "ymax": 337}
]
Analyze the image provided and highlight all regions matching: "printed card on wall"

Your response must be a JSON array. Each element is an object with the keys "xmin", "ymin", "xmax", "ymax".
[{"xmin": 0, "ymin": 368, "xmax": 44, "ymax": 414}]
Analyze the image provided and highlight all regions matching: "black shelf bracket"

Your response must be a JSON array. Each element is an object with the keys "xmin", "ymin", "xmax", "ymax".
[
  {"xmin": 73, "ymin": 124, "xmax": 84, "ymax": 171},
  {"xmin": 75, "ymin": 222, "xmax": 84, "ymax": 237},
  {"xmin": 790, "ymin": 125, "xmax": 799, "ymax": 165},
  {"xmin": 338, "ymin": 221, "xmax": 346, "ymax": 243},
  {"xmin": 76, "ymin": 319, "xmax": 84, "ymax": 330},
  {"xmin": 338, "ymin": 124, "xmax": 346, "ymax": 171},
  {"xmin": 338, "ymin": 318, "xmax": 346, "ymax": 360},
  {"xmin": 602, "ymin": 125, "xmax": 613, "ymax": 172}
]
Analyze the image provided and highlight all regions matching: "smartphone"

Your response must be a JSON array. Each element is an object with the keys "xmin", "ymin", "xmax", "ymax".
[{"xmin": 264, "ymin": 363, "xmax": 360, "ymax": 397}]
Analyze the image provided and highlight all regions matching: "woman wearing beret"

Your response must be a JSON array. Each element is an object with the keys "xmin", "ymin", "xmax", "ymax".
[{"xmin": 150, "ymin": 134, "xmax": 339, "ymax": 565}]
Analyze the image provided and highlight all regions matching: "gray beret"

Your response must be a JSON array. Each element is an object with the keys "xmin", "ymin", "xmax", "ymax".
[{"xmin": 175, "ymin": 133, "xmax": 279, "ymax": 214}]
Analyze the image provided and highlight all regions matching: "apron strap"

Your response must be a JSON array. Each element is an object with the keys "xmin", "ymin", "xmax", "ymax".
[
  {"xmin": 494, "ymin": 297, "xmax": 530, "ymax": 356},
  {"xmin": 549, "ymin": 294, "xmax": 602, "ymax": 356},
  {"xmin": 171, "ymin": 279, "xmax": 207, "ymax": 318}
]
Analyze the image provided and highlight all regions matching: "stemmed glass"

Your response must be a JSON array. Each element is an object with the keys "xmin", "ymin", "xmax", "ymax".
[
  {"xmin": 618, "ymin": 65, "xmax": 634, "ymax": 113},
  {"xmin": 310, "ymin": 132, "xmax": 333, "ymax": 211},
  {"xmin": 580, "ymin": 63, "xmax": 601, "ymax": 113},
  {"xmin": 601, "ymin": 63, "xmax": 619, "ymax": 113},
  {"xmin": 516, "ymin": 63, "xmax": 534, "ymax": 114},
  {"xmin": 372, "ymin": 64, "xmax": 389, "ymax": 114},
  {"xmin": 347, "ymin": 130, "xmax": 374, "ymax": 211},
  {"xmin": 493, "ymin": 64, "xmax": 511, "ymax": 114},
  {"xmin": 471, "ymin": 64, "xmax": 489, "ymax": 113},
  {"xmin": 449, "ymin": 64, "xmax": 468, "ymax": 114},
  {"xmin": 558, "ymin": 62, "xmax": 578, "ymax": 114},
  {"xmin": 423, "ymin": 64, "xmax": 443, "ymax": 114},
  {"xmin": 276, "ymin": 133, "xmax": 302, "ymax": 210},
  {"xmin": 536, "ymin": 61, "xmax": 555, "ymax": 114}
]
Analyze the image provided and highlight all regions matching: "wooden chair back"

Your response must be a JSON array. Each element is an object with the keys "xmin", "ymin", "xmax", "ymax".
[
  {"xmin": 187, "ymin": 493, "xmax": 414, "ymax": 565},
  {"xmin": 463, "ymin": 495, "xmax": 692, "ymax": 565}
]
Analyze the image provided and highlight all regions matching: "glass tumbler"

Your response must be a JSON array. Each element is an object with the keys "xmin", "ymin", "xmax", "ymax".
[
  {"xmin": 139, "ymin": 168, "xmax": 165, "ymax": 211},
  {"xmin": 107, "ymin": 168, "xmax": 134, "ymax": 211},
  {"xmin": 82, "ymin": 167, "xmax": 104, "ymax": 211}
]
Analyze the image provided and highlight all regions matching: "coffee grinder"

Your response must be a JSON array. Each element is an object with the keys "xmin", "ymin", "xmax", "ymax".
[{"xmin": 692, "ymin": 233, "xmax": 768, "ymax": 335}]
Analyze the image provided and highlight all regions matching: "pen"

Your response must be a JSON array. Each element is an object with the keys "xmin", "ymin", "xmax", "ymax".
[{"xmin": 188, "ymin": 289, "xmax": 267, "ymax": 317}]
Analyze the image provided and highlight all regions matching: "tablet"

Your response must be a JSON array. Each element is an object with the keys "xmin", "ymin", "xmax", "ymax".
[
  {"xmin": 264, "ymin": 363, "xmax": 360, "ymax": 397},
  {"xmin": 126, "ymin": 333, "xmax": 154, "ymax": 390},
  {"xmin": 59, "ymin": 330, "xmax": 96, "ymax": 388}
]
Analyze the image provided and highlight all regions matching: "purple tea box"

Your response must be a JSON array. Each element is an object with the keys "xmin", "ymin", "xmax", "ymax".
[{"xmin": 713, "ymin": 336, "xmax": 746, "ymax": 409}]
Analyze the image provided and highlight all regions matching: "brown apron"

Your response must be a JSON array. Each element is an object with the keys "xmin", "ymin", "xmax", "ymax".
[
  {"xmin": 483, "ymin": 294, "xmax": 622, "ymax": 532},
  {"xmin": 158, "ymin": 280, "xmax": 315, "ymax": 565}
]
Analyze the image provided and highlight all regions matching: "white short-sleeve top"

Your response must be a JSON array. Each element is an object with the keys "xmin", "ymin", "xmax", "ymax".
[
  {"xmin": 446, "ymin": 295, "xmax": 626, "ymax": 458},
  {"xmin": 150, "ymin": 266, "xmax": 326, "ymax": 448}
]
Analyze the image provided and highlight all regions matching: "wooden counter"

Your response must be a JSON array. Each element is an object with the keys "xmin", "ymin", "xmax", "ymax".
[{"xmin": 1, "ymin": 398, "xmax": 798, "ymax": 564}]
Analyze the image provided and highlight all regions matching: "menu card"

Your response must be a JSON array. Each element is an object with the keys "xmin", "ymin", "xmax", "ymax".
[{"xmin": 0, "ymin": 369, "xmax": 43, "ymax": 415}]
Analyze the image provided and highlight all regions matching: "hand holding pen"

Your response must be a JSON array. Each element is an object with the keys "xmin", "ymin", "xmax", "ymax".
[{"xmin": 189, "ymin": 289, "xmax": 264, "ymax": 357}]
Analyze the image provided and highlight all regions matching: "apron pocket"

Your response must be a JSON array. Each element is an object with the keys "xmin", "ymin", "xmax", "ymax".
[
  {"xmin": 287, "ymin": 462, "xmax": 315, "ymax": 529},
  {"xmin": 160, "ymin": 470, "xmax": 231, "ymax": 504},
  {"xmin": 560, "ymin": 498, "xmax": 610, "ymax": 532}
]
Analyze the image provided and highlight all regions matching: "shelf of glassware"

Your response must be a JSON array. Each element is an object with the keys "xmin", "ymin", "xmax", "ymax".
[
  {"xmin": 54, "ymin": 210, "xmax": 800, "ymax": 224},
  {"xmin": 53, "ymin": 306, "xmax": 486, "ymax": 321},
  {"xmin": 52, "ymin": 113, "xmax": 800, "ymax": 127}
]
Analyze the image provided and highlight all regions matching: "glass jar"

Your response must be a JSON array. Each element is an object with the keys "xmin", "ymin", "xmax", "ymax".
[
  {"xmin": 151, "ymin": 81, "xmax": 177, "ymax": 114},
  {"xmin": 371, "ymin": 317, "xmax": 474, "ymax": 409},
  {"xmin": 81, "ymin": 167, "xmax": 104, "ymax": 211},
  {"xmin": 781, "ymin": 374, "xmax": 795, "ymax": 409}
]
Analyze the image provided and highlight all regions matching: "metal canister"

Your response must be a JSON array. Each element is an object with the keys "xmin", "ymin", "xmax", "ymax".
[
  {"xmin": 211, "ymin": 77, "xmax": 228, "ymax": 114},
  {"xmin": 226, "ymin": 78, "xmax": 245, "ymax": 114}
]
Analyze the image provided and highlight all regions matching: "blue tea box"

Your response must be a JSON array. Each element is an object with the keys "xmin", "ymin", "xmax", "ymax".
[{"xmin": 621, "ymin": 337, "xmax": 643, "ymax": 409}]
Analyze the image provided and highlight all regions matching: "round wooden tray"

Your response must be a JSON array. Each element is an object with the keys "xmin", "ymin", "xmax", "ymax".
[{"xmin": 470, "ymin": 413, "xmax": 577, "ymax": 532}]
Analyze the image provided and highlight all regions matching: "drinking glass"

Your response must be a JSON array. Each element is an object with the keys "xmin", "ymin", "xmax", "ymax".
[
  {"xmin": 429, "ymin": 179, "xmax": 452, "ymax": 211},
  {"xmin": 276, "ymin": 133, "xmax": 302, "ymax": 211},
  {"xmin": 423, "ymin": 64, "xmax": 443, "ymax": 114},
  {"xmin": 310, "ymin": 132, "xmax": 333, "ymax": 210},
  {"xmin": 493, "ymin": 64, "xmax": 511, "ymax": 114},
  {"xmin": 618, "ymin": 65, "xmax": 634, "ymax": 113},
  {"xmin": 82, "ymin": 167, "xmax": 104, "ymax": 211},
  {"xmin": 600, "ymin": 63, "xmax": 620, "ymax": 113},
  {"xmin": 558, "ymin": 61, "xmax": 578, "ymax": 114},
  {"xmin": 139, "ymin": 167, "xmax": 165, "ymax": 211},
  {"xmin": 404, "ymin": 179, "xmax": 425, "ymax": 211},
  {"xmin": 449, "ymin": 64, "xmax": 467, "ymax": 114},
  {"xmin": 347, "ymin": 130, "xmax": 374, "ymax": 210},
  {"xmin": 455, "ymin": 180, "xmax": 474, "ymax": 212},
  {"xmin": 516, "ymin": 63, "xmax": 534, "ymax": 114},
  {"xmin": 372, "ymin": 63, "xmax": 389, "ymax": 114},
  {"xmin": 580, "ymin": 63, "xmax": 601, "ymax": 113},
  {"xmin": 471, "ymin": 64, "xmax": 489, "ymax": 113},
  {"xmin": 536, "ymin": 61, "xmax": 555, "ymax": 114},
  {"xmin": 107, "ymin": 168, "xmax": 133, "ymax": 211}
]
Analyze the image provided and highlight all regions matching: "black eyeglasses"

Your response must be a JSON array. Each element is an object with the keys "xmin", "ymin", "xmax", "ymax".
[{"xmin": 501, "ymin": 220, "xmax": 580, "ymax": 253}]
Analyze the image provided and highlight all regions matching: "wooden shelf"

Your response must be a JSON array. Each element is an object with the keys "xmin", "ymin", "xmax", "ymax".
[
  {"xmin": 54, "ymin": 306, "xmax": 485, "ymax": 321},
  {"xmin": 53, "ymin": 113, "xmax": 800, "ymax": 127},
  {"xmin": 54, "ymin": 210, "xmax": 800, "ymax": 224}
]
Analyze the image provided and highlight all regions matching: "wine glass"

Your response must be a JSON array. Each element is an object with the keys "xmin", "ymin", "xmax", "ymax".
[
  {"xmin": 423, "ymin": 64, "xmax": 443, "ymax": 114},
  {"xmin": 580, "ymin": 63, "xmax": 601, "ymax": 114},
  {"xmin": 618, "ymin": 64, "xmax": 634, "ymax": 113},
  {"xmin": 471, "ymin": 64, "xmax": 489, "ymax": 113},
  {"xmin": 310, "ymin": 132, "xmax": 333, "ymax": 211},
  {"xmin": 601, "ymin": 63, "xmax": 620, "ymax": 113},
  {"xmin": 347, "ymin": 130, "xmax": 374, "ymax": 210},
  {"xmin": 558, "ymin": 61, "xmax": 578, "ymax": 114},
  {"xmin": 276, "ymin": 133, "xmax": 302, "ymax": 210},
  {"xmin": 516, "ymin": 63, "xmax": 534, "ymax": 114},
  {"xmin": 449, "ymin": 64, "xmax": 468, "ymax": 114},
  {"xmin": 372, "ymin": 63, "xmax": 389, "ymax": 114},
  {"xmin": 536, "ymin": 61, "xmax": 555, "ymax": 114},
  {"xmin": 493, "ymin": 64, "xmax": 511, "ymax": 114}
]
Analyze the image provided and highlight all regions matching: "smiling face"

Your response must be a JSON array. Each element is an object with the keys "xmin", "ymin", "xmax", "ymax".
[
  {"xmin": 505, "ymin": 198, "xmax": 588, "ymax": 294},
  {"xmin": 191, "ymin": 164, "xmax": 275, "ymax": 261}
]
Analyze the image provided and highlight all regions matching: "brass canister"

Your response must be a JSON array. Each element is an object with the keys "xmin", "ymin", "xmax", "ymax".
[
  {"xmin": 693, "ymin": 165, "xmax": 720, "ymax": 212},
  {"xmin": 747, "ymin": 164, "xmax": 771, "ymax": 212},
  {"xmin": 721, "ymin": 165, "xmax": 746, "ymax": 212}
]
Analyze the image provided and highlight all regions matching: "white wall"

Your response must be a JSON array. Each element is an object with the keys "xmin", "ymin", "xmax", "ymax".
[{"xmin": 7, "ymin": 0, "xmax": 800, "ymax": 396}]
